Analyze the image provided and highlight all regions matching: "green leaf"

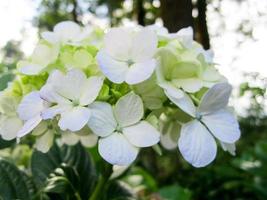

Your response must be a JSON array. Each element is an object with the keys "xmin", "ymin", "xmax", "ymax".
[
  {"xmin": 0, "ymin": 136, "xmax": 15, "ymax": 149},
  {"xmin": 0, "ymin": 158, "xmax": 37, "ymax": 200},
  {"xmin": 0, "ymin": 73, "xmax": 14, "ymax": 90},
  {"xmin": 105, "ymin": 181, "xmax": 135, "ymax": 200},
  {"xmin": 31, "ymin": 142, "xmax": 97, "ymax": 200},
  {"xmin": 159, "ymin": 184, "xmax": 192, "ymax": 200}
]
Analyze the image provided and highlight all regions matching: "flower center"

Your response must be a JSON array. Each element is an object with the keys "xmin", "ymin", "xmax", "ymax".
[
  {"xmin": 115, "ymin": 125, "xmax": 123, "ymax": 133},
  {"xmin": 196, "ymin": 112, "xmax": 202, "ymax": 120},
  {"xmin": 72, "ymin": 99, "xmax": 80, "ymax": 107},
  {"xmin": 126, "ymin": 59, "xmax": 134, "ymax": 66}
]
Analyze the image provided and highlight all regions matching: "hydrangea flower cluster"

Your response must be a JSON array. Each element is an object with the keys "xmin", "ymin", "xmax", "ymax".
[{"xmin": 0, "ymin": 21, "xmax": 241, "ymax": 167}]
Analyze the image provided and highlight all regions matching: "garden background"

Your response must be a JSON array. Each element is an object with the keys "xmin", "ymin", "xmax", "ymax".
[{"xmin": 0, "ymin": 0, "xmax": 266, "ymax": 199}]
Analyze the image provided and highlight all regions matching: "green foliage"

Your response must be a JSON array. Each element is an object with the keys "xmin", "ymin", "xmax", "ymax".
[
  {"xmin": 31, "ymin": 142, "xmax": 97, "ymax": 200},
  {"xmin": 0, "ymin": 158, "xmax": 36, "ymax": 200},
  {"xmin": 159, "ymin": 184, "xmax": 192, "ymax": 200}
]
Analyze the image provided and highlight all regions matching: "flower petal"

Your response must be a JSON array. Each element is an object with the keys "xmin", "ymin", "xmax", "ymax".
[
  {"xmin": 125, "ymin": 59, "xmax": 156, "ymax": 84},
  {"xmin": 80, "ymin": 134, "xmax": 98, "ymax": 147},
  {"xmin": 61, "ymin": 131, "xmax": 80, "ymax": 146},
  {"xmin": 201, "ymin": 109, "xmax": 240, "ymax": 143},
  {"xmin": 96, "ymin": 50, "xmax": 128, "ymax": 84},
  {"xmin": 159, "ymin": 82, "xmax": 184, "ymax": 99},
  {"xmin": 172, "ymin": 78, "xmax": 202, "ymax": 93},
  {"xmin": 178, "ymin": 120, "xmax": 217, "ymax": 167},
  {"xmin": 165, "ymin": 92, "xmax": 196, "ymax": 117},
  {"xmin": 35, "ymin": 130, "xmax": 54, "ymax": 153},
  {"xmin": 114, "ymin": 92, "xmax": 144, "ymax": 127},
  {"xmin": 59, "ymin": 106, "xmax": 91, "ymax": 132},
  {"xmin": 79, "ymin": 76, "xmax": 104, "ymax": 106},
  {"xmin": 54, "ymin": 21, "xmax": 81, "ymax": 43},
  {"xmin": 18, "ymin": 61, "xmax": 45, "ymax": 75},
  {"xmin": 17, "ymin": 115, "xmax": 42, "ymax": 138},
  {"xmin": 88, "ymin": 102, "xmax": 117, "ymax": 137},
  {"xmin": 198, "ymin": 82, "xmax": 232, "ymax": 114},
  {"xmin": 17, "ymin": 91, "xmax": 45, "ymax": 121},
  {"xmin": 131, "ymin": 28, "xmax": 158, "ymax": 62},
  {"xmin": 220, "ymin": 142, "xmax": 236, "ymax": 156},
  {"xmin": 0, "ymin": 117, "xmax": 23, "ymax": 140},
  {"xmin": 54, "ymin": 69, "xmax": 87, "ymax": 101},
  {"xmin": 103, "ymin": 27, "xmax": 132, "ymax": 60},
  {"xmin": 41, "ymin": 104, "xmax": 71, "ymax": 120},
  {"xmin": 98, "ymin": 132, "xmax": 138, "ymax": 165},
  {"xmin": 40, "ymin": 84, "xmax": 70, "ymax": 104},
  {"xmin": 41, "ymin": 31, "xmax": 59, "ymax": 44},
  {"xmin": 123, "ymin": 121, "xmax": 160, "ymax": 147}
]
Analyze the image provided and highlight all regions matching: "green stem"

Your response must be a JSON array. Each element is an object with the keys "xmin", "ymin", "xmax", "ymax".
[{"xmin": 89, "ymin": 163, "xmax": 113, "ymax": 200}]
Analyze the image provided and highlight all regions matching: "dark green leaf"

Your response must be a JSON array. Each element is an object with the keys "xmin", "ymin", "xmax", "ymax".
[
  {"xmin": 31, "ymin": 142, "xmax": 97, "ymax": 200},
  {"xmin": 0, "ymin": 136, "xmax": 15, "ymax": 149},
  {"xmin": 0, "ymin": 158, "xmax": 37, "ymax": 200},
  {"xmin": 159, "ymin": 184, "xmax": 192, "ymax": 200},
  {"xmin": 105, "ymin": 181, "xmax": 135, "ymax": 200}
]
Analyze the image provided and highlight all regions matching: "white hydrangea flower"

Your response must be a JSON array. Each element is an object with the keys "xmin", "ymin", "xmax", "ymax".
[
  {"xmin": 96, "ymin": 27, "xmax": 158, "ymax": 84},
  {"xmin": 17, "ymin": 91, "xmax": 47, "ymax": 138},
  {"xmin": 169, "ymin": 82, "xmax": 241, "ymax": 167},
  {"xmin": 17, "ymin": 43, "xmax": 59, "ymax": 75},
  {"xmin": 40, "ymin": 69, "xmax": 103, "ymax": 132},
  {"xmin": 41, "ymin": 21, "xmax": 83, "ymax": 45},
  {"xmin": 0, "ymin": 94, "xmax": 23, "ymax": 140},
  {"xmin": 60, "ymin": 126, "xmax": 98, "ymax": 148},
  {"xmin": 87, "ymin": 92, "xmax": 160, "ymax": 165},
  {"xmin": 147, "ymin": 25, "xmax": 194, "ymax": 48}
]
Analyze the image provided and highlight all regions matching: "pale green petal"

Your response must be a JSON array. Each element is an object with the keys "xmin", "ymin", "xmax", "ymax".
[{"xmin": 35, "ymin": 130, "xmax": 54, "ymax": 153}]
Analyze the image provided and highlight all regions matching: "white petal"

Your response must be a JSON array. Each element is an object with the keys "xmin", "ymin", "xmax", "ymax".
[
  {"xmin": 98, "ymin": 132, "xmax": 138, "ymax": 166},
  {"xmin": 17, "ymin": 115, "xmax": 42, "ymax": 138},
  {"xmin": 41, "ymin": 104, "xmax": 71, "ymax": 120},
  {"xmin": 96, "ymin": 50, "xmax": 128, "ymax": 84},
  {"xmin": 114, "ymin": 92, "xmax": 144, "ymax": 127},
  {"xmin": 79, "ymin": 76, "xmax": 103, "ymax": 106},
  {"xmin": 125, "ymin": 59, "xmax": 156, "ymax": 84},
  {"xmin": 165, "ymin": 92, "xmax": 196, "ymax": 117},
  {"xmin": 123, "ymin": 121, "xmax": 160, "ymax": 147},
  {"xmin": 88, "ymin": 102, "xmax": 117, "ymax": 137},
  {"xmin": 55, "ymin": 69, "xmax": 87, "ymax": 101},
  {"xmin": 58, "ymin": 106, "xmax": 91, "ymax": 131},
  {"xmin": 35, "ymin": 130, "xmax": 54, "ymax": 153},
  {"xmin": 176, "ymin": 27, "xmax": 194, "ymax": 48},
  {"xmin": 0, "ymin": 117, "xmax": 23, "ymax": 140},
  {"xmin": 54, "ymin": 21, "xmax": 81, "ymax": 42},
  {"xmin": 159, "ymin": 82, "xmax": 184, "ymax": 99},
  {"xmin": 41, "ymin": 31, "xmax": 59, "ymax": 44},
  {"xmin": 104, "ymin": 27, "xmax": 132, "ymax": 60},
  {"xmin": 178, "ymin": 120, "xmax": 217, "ymax": 167},
  {"xmin": 18, "ymin": 61, "xmax": 45, "ymax": 75},
  {"xmin": 220, "ymin": 142, "xmax": 236, "ymax": 156},
  {"xmin": 201, "ymin": 109, "xmax": 240, "ymax": 143},
  {"xmin": 172, "ymin": 78, "xmax": 202, "ymax": 93},
  {"xmin": 40, "ymin": 84, "xmax": 70, "ymax": 104},
  {"xmin": 80, "ymin": 134, "xmax": 98, "ymax": 147},
  {"xmin": 198, "ymin": 82, "xmax": 232, "ymax": 114},
  {"xmin": 17, "ymin": 91, "xmax": 45, "ymax": 121},
  {"xmin": 61, "ymin": 131, "xmax": 80, "ymax": 145},
  {"xmin": 131, "ymin": 28, "xmax": 158, "ymax": 62}
]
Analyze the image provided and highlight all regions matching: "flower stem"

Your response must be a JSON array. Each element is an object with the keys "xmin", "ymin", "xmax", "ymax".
[{"xmin": 89, "ymin": 163, "xmax": 113, "ymax": 200}]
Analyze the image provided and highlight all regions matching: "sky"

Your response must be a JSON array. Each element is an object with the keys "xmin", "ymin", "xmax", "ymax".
[{"xmin": 0, "ymin": 0, "xmax": 266, "ymax": 114}]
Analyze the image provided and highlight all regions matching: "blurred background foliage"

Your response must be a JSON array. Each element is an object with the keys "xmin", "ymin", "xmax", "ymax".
[{"xmin": 0, "ymin": 0, "xmax": 267, "ymax": 200}]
